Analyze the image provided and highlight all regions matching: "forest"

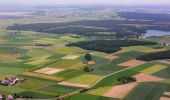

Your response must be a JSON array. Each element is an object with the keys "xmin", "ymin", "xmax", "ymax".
[
  {"xmin": 7, "ymin": 12, "xmax": 170, "ymax": 37},
  {"xmin": 137, "ymin": 50, "xmax": 170, "ymax": 61},
  {"xmin": 66, "ymin": 40, "xmax": 157, "ymax": 53},
  {"xmin": 7, "ymin": 20, "xmax": 151, "ymax": 36},
  {"xmin": 118, "ymin": 12, "xmax": 170, "ymax": 21}
]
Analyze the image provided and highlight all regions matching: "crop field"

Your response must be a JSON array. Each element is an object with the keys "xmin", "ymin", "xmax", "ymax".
[
  {"xmin": 0, "ymin": 6, "xmax": 169, "ymax": 100},
  {"xmin": 118, "ymin": 59, "xmax": 146, "ymax": 67},
  {"xmin": 141, "ymin": 64, "xmax": 167, "ymax": 74},
  {"xmin": 66, "ymin": 74, "xmax": 102, "ymax": 85},
  {"xmin": 122, "ymin": 46, "xmax": 167, "ymax": 52},
  {"xmin": 37, "ymin": 84, "xmax": 82, "ymax": 95},
  {"xmin": 125, "ymin": 82, "xmax": 170, "ymax": 100},
  {"xmin": 0, "ymin": 28, "xmax": 162, "ymax": 99}
]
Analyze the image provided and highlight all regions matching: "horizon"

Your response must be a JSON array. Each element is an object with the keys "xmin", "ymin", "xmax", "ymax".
[{"xmin": 1, "ymin": 0, "xmax": 170, "ymax": 6}]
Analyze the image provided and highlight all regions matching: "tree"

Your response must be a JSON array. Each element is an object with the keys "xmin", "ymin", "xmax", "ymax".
[
  {"xmin": 83, "ymin": 67, "xmax": 94, "ymax": 72},
  {"xmin": 84, "ymin": 54, "xmax": 92, "ymax": 62}
]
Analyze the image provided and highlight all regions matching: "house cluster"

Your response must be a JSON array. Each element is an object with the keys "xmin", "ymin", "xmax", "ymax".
[
  {"xmin": 0, "ymin": 93, "xmax": 33, "ymax": 100},
  {"xmin": 0, "ymin": 77, "xmax": 25, "ymax": 86},
  {"xmin": 160, "ymin": 41, "xmax": 170, "ymax": 46},
  {"xmin": 0, "ymin": 94, "xmax": 15, "ymax": 100},
  {"xmin": 138, "ymin": 34, "xmax": 148, "ymax": 38},
  {"xmin": 7, "ymin": 31, "xmax": 21, "ymax": 35}
]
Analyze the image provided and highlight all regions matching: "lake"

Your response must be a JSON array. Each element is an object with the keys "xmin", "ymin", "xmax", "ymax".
[{"xmin": 145, "ymin": 30, "xmax": 170, "ymax": 37}]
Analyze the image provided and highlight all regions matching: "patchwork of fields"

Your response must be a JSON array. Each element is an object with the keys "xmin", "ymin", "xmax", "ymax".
[{"xmin": 0, "ymin": 10, "xmax": 169, "ymax": 100}]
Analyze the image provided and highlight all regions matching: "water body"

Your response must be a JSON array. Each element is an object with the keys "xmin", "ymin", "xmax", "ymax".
[{"xmin": 145, "ymin": 30, "xmax": 170, "ymax": 37}]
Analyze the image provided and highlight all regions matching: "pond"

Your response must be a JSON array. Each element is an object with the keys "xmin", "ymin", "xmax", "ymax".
[{"xmin": 145, "ymin": 30, "xmax": 170, "ymax": 37}]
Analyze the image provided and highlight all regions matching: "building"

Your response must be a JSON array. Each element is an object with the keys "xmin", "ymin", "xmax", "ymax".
[{"xmin": 160, "ymin": 41, "xmax": 170, "ymax": 46}]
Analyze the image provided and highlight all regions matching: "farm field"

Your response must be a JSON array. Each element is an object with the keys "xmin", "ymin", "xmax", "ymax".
[{"xmin": 0, "ymin": 5, "xmax": 169, "ymax": 100}]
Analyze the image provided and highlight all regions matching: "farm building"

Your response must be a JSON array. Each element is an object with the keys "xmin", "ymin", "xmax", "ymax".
[{"xmin": 160, "ymin": 41, "xmax": 170, "ymax": 46}]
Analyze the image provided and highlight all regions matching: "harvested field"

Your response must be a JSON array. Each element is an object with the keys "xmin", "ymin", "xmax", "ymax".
[
  {"xmin": 134, "ymin": 73, "xmax": 165, "ymax": 82},
  {"xmin": 104, "ymin": 55, "xmax": 119, "ymax": 60},
  {"xmin": 22, "ymin": 72, "xmax": 64, "ymax": 81},
  {"xmin": 113, "ymin": 50, "xmax": 129, "ymax": 55},
  {"xmin": 35, "ymin": 67, "xmax": 65, "ymax": 75},
  {"xmin": 0, "ymin": 54, "xmax": 19, "ymax": 60},
  {"xmin": 159, "ymin": 60, "xmax": 170, "ymax": 65},
  {"xmin": 88, "ymin": 61, "xmax": 96, "ymax": 64},
  {"xmin": 104, "ymin": 83, "xmax": 137, "ymax": 99},
  {"xmin": 57, "ymin": 81, "xmax": 90, "ymax": 88},
  {"xmin": 0, "ymin": 38, "xmax": 6, "ymax": 44},
  {"xmin": 62, "ymin": 55, "xmax": 80, "ymax": 60},
  {"xmin": 20, "ymin": 46, "xmax": 49, "ymax": 49},
  {"xmin": 67, "ymin": 74, "xmax": 102, "ymax": 85},
  {"xmin": 163, "ymin": 92, "xmax": 170, "ymax": 96},
  {"xmin": 118, "ymin": 60, "xmax": 146, "ymax": 67},
  {"xmin": 160, "ymin": 97, "xmax": 170, "ymax": 100},
  {"xmin": 25, "ymin": 59, "xmax": 49, "ymax": 65},
  {"xmin": 88, "ymin": 86, "xmax": 112, "ymax": 96}
]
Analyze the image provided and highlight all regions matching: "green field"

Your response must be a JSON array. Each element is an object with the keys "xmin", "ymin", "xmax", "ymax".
[
  {"xmin": 65, "ymin": 94, "xmax": 114, "ymax": 100},
  {"xmin": 141, "ymin": 64, "xmax": 167, "ymax": 74},
  {"xmin": 37, "ymin": 84, "xmax": 82, "ymax": 95},
  {"xmin": 125, "ymin": 82, "xmax": 170, "ymax": 100}
]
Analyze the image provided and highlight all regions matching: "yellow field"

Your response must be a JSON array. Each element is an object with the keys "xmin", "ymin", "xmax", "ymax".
[
  {"xmin": 141, "ymin": 64, "xmax": 167, "ymax": 74},
  {"xmin": 88, "ymin": 86, "xmax": 112, "ymax": 96},
  {"xmin": 25, "ymin": 59, "xmax": 49, "ymax": 65},
  {"xmin": 91, "ymin": 52, "xmax": 108, "ymax": 57},
  {"xmin": 0, "ymin": 54, "xmax": 19, "ymax": 60},
  {"xmin": 0, "ymin": 38, "xmax": 7, "ymax": 44},
  {"xmin": 69, "ymin": 61, "xmax": 86, "ymax": 69},
  {"xmin": 55, "ymin": 46, "xmax": 86, "ymax": 54},
  {"xmin": 22, "ymin": 72, "xmax": 64, "ymax": 81},
  {"xmin": 66, "ymin": 74, "xmax": 102, "ymax": 85},
  {"xmin": 122, "ymin": 46, "xmax": 166, "ymax": 52}
]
